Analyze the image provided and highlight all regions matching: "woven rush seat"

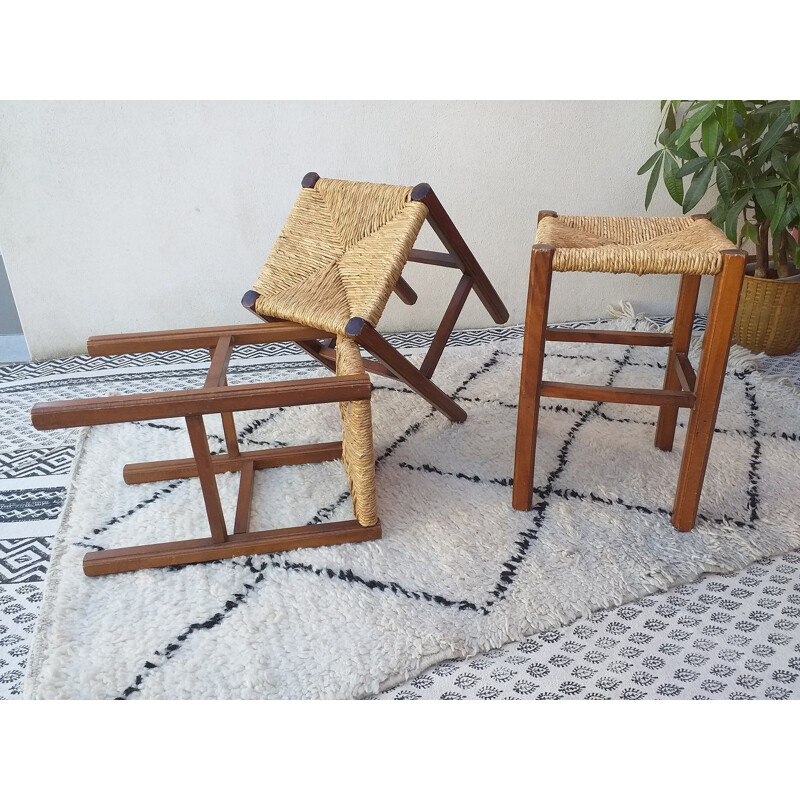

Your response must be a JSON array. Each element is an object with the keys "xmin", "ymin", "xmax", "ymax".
[
  {"xmin": 335, "ymin": 336, "xmax": 377, "ymax": 527},
  {"xmin": 535, "ymin": 214, "xmax": 734, "ymax": 276},
  {"xmin": 253, "ymin": 178, "xmax": 428, "ymax": 335}
]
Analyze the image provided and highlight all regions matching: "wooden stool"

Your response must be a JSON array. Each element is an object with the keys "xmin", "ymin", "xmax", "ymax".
[
  {"xmin": 31, "ymin": 174, "xmax": 508, "ymax": 576},
  {"xmin": 512, "ymin": 211, "xmax": 747, "ymax": 531}
]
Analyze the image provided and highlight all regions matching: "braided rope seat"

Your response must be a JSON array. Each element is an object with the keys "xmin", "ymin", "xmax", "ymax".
[
  {"xmin": 253, "ymin": 178, "xmax": 428, "ymax": 334},
  {"xmin": 335, "ymin": 337, "xmax": 378, "ymax": 526},
  {"xmin": 535, "ymin": 215, "xmax": 734, "ymax": 275},
  {"xmin": 250, "ymin": 178, "xmax": 430, "ymax": 526}
]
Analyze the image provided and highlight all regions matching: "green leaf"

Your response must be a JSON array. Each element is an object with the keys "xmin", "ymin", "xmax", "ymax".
[
  {"xmin": 675, "ymin": 142, "xmax": 700, "ymax": 161},
  {"xmin": 774, "ymin": 196, "xmax": 797, "ymax": 234},
  {"xmin": 683, "ymin": 160, "xmax": 714, "ymax": 213},
  {"xmin": 720, "ymin": 100, "xmax": 737, "ymax": 142},
  {"xmin": 701, "ymin": 116, "xmax": 720, "ymax": 157},
  {"xmin": 725, "ymin": 193, "xmax": 751, "ymax": 226},
  {"xmin": 675, "ymin": 102, "xmax": 718, "ymax": 148},
  {"xmin": 790, "ymin": 100, "xmax": 800, "ymax": 121},
  {"xmin": 755, "ymin": 188, "xmax": 775, "ymax": 219},
  {"xmin": 645, "ymin": 153, "xmax": 664, "ymax": 210},
  {"xmin": 770, "ymin": 185, "xmax": 788, "ymax": 235},
  {"xmin": 709, "ymin": 196, "xmax": 728, "ymax": 228},
  {"xmin": 741, "ymin": 221, "xmax": 759, "ymax": 244},
  {"xmin": 772, "ymin": 149, "xmax": 790, "ymax": 179},
  {"xmin": 677, "ymin": 156, "xmax": 710, "ymax": 178},
  {"xmin": 725, "ymin": 214, "xmax": 738, "ymax": 243},
  {"xmin": 637, "ymin": 150, "xmax": 663, "ymax": 176},
  {"xmin": 758, "ymin": 110, "xmax": 792, "ymax": 158},
  {"xmin": 716, "ymin": 160, "xmax": 733, "ymax": 199},
  {"xmin": 770, "ymin": 186, "xmax": 798, "ymax": 235},
  {"xmin": 665, "ymin": 104, "xmax": 676, "ymax": 133},
  {"xmin": 662, "ymin": 153, "xmax": 684, "ymax": 206}
]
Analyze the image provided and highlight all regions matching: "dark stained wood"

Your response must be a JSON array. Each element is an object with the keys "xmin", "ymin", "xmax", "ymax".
[
  {"xmin": 123, "ymin": 441, "xmax": 343, "ymax": 484},
  {"xmin": 302, "ymin": 172, "xmax": 321, "ymax": 188},
  {"xmin": 31, "ymin": 375, "xmax": 371, "ymax": 430},
  {"xmin": 87, "ymin": 321, "xmax": 332, "ymax": 356},
  {"xmin": 206, "ymin": 339, "xmax": 241, "ymax": 456},
  {"xmin": 83, "ymin": 519, "xmax": 382, "ymax": 576},
  {"xmin": 185, "ymin": 415, "xmax": 227, "ymax": 544},
  {"xmin": 512, "ymin": 245, "xmax": 554, "ymax": 511},
  {"xmin": 346, "ymin": 317, "xmax": 466, "ymax": 422},
  {"xmin": 219, "ymin": 394, "xmax": 240, "ymax": 457},
  {"xmin": 655, "ymin": 274, "xmax": 701, "ymax": 451},
  {"xmin": 540, "ymin": 381, "xmax": 694, "ymax": 407},
  {"xmin": 545, "ymin": 329, "xmax": 673, "ymax": 347},
  {"xmin": 672, "ymin": 251, "xmax": 746, "ymax": 531},
  {"xmin": 420, "ymin": 273, "xmax": 474, "ymax": 378},
  {"xmin": 411, "ymin": 182, "xmax": 509, "ymax": 324},
  {"xmin": 675, "ymin": 353, "xmax": 696, "ymax": 394},
  {"xmin": 538, "ymin": 210, "xmax": 558, "ymax": 222},
  {"xmin": 407, "ymin": 248, "xmax": 460, "ymax": 268},
  {"xmin": 233, "ymin": 460, "xmax": 255, "ymax": 534},
  {"xmin": 393, "ymin": 276, "xmax": 418, "ymax": 305},
  {"xmin": 205, "ymin": 336, "xmax": 233, "ymax": 388}
]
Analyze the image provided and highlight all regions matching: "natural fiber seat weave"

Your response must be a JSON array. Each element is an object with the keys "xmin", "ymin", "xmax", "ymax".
[
  {"xmin": 253, "ymin": 178, "xmax": 428, "ymax": 335},
  {"xmin": 335, "ymin": 336, "xmax": 377, "ymax": 526},
  {"xmin": 535, "ymin": 215, "xmax": 734, "ymax": 276}
]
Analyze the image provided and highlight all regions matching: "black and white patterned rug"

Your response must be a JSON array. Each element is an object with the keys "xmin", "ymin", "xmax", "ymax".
[{"xmin": 3, "ymin": 316, "xmax": 800, "ymax": 699}]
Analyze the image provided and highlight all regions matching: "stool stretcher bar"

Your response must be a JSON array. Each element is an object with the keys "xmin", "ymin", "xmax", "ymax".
[
  {"xmin": 83, "ymin": 519, "xmax": 382, "ymax": 577},
  {"xmin": 87, "ymin": 321, "xmax": 332, "ymax": 355},
  {"xmin": 539, "ymin": 381, "xmax": 695, "ymax": 408},
  {"xmin": 122, "ymin": 441, "xmax": 344, "ymax": 484},
  {"xmin": 30, "ymin": 374, "xmax": 371, "ymax": 430},
  {"xmin": 544, "ymin": 329, "xmax": 673, "ymax": 347}
]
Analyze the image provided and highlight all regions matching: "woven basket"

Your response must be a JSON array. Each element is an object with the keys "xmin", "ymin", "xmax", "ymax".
[{"xmin": 733, "ymin": 273, "xmax": 800, "ymax": 355}]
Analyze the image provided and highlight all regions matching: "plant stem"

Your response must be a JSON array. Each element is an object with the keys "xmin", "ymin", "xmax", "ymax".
[
  {"xmin": 756, "ymin": 220, "xmax": 770, "ymax": 277},
  {"xmin": 776, "ymin": 231, "xmax": 791, "ymax": 278}
]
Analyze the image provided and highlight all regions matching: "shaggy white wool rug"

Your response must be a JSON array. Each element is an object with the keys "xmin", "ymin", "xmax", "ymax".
[{"xmin": 25, "ymin": 319, "xmax": 800, "ymax": 699}]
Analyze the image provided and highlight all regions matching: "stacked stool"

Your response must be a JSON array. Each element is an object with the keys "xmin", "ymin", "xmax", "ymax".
[{"xmin": 512, "ymin": 211, "xmax": 746, "ymax": 531}]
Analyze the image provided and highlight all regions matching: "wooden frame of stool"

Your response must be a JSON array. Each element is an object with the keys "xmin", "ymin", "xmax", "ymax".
[
  {"xmin": 31, "ymin": 322, "xmax": 382, "ymax": 576},
  {"xmin": 512, "ymin": 210, "xmax": 747, "ymax": 531}
]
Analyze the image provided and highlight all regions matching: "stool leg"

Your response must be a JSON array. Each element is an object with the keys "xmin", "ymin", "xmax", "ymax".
[
  {"xmin": 655, "ymin": 274, "xmax": 701, "ymax": 451},
  {"xmin": 672, "ymin": 252, "xmax": 746, "ymax": 531},
  {"xmin": 513, "ymin": 245, "xmax": 554, "ymax": 511}
]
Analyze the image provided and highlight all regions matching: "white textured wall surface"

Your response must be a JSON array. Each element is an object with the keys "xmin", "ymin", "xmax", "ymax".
[{"xmin": 0, "ymin": 101, "xmax": 714, "ymax": 359}]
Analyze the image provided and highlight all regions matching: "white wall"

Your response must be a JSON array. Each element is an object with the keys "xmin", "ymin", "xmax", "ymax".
[{"xmin": 0, "ymin": 101, "xmax": 714, "ymax": 359}]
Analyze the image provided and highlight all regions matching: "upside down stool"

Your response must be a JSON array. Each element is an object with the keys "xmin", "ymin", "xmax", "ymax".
[
  {"xmin": 31, "ymin": 173, "xmax": 508, "ymax": 575},
  {"xmin": 512, "ymin": 211, "xmax": 746, "ymax": 531}
]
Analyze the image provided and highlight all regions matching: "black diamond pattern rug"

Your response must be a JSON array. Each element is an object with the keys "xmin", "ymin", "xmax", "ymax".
[{"xmin": 3, "ymin": 317, "xmax": 800, "ymax": 699}]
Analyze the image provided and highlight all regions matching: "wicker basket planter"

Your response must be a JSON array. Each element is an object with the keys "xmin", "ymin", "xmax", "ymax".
[{"xmin": 733, "ymin": 270, "xmax": 800, "ymax": 355}]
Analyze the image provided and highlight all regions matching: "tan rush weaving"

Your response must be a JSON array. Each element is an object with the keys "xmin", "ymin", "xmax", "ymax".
[
  {"xmin": 252, "ymin": 178, "xmax": 428, "ymax": 335},
  {"xmin": 335, "ymin": 336, "xmax": 378, "ymax": 527},
  {"xmin": 536, "ymin": 215, "xmax": 734, "ymax": 276}
]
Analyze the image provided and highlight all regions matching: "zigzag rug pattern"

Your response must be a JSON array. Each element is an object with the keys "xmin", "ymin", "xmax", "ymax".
[{"xmin": 2, "ymin": 317, "xmax": 798, "ymax": 700}]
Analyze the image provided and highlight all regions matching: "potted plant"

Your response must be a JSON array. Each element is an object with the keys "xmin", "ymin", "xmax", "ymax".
[{"xmin": 639, "ymin": 100, "xmax": 800, "ymax": 355}]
